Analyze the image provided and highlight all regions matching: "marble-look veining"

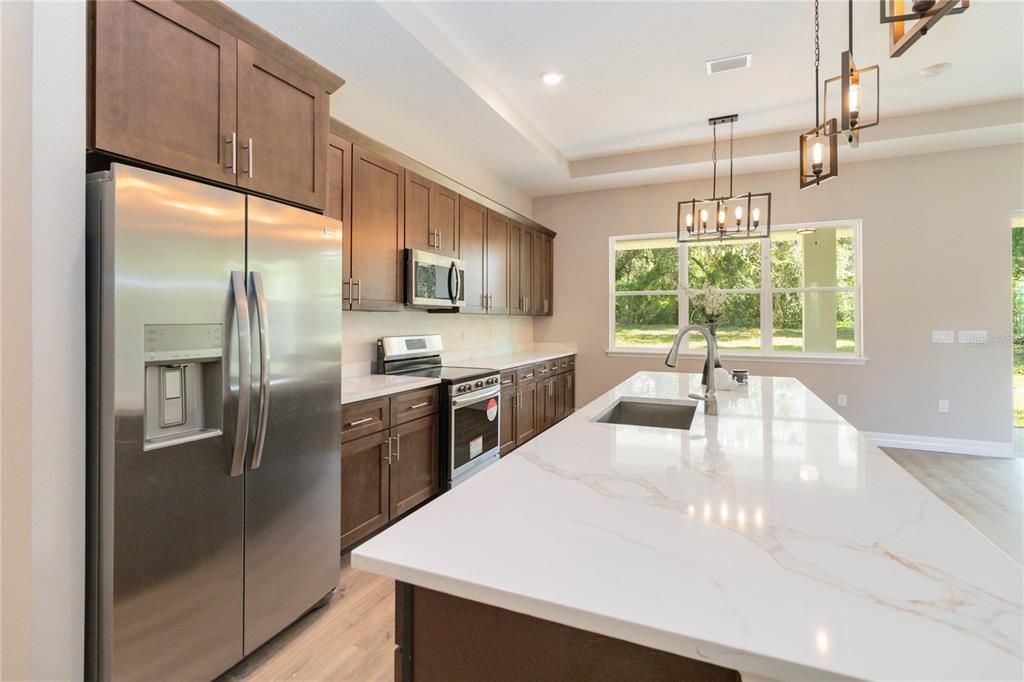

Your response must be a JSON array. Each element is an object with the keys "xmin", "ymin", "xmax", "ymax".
[
  {"xmin": 353, "ymin": 372, "xmax": 1023, "ymax": 681},
  {"xmin": 340, "ymin": 374, "xmax": 441, "ymax": 405}
]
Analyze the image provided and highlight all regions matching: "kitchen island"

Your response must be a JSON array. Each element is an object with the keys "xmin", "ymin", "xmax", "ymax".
[{"xmin": 352, "ymin": 372, "xmax": 1023, "ymax": 681}]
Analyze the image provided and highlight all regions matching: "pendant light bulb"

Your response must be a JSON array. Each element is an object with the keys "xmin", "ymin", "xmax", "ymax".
[
  {"xmin": 848, "ymin": 82, "xmax": 862, "ymax": 127},
  {"xmin": 717, "ymin": 207, "xmax": 726, "ymax": 227},
  {"xmin": 752, "ymin": 207, "xmax": 761, "ymax": 227},
  {"xmin": 734, "ymin": 205, "xmax": 743, "ymax": 228},
  {"xmin": 811, "ymin": 140, "xmax": 824, "ymax": 176},
  {"xmin": 685, "ymin": 212, "xmax": 693, "ymax": 232},
  {"xmin": 700, "ymin": 208, "xmax": 709, "ymax": 230}
]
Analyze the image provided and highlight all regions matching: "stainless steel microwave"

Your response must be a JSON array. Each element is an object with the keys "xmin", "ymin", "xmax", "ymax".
[{"xmin": 406, "ymin": 249, "xmax": 465, "ymax": 308}]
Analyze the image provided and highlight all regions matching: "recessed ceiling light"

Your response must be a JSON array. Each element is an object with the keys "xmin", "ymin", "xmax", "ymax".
[
  {"xmin": 920, "ymin": 62, "xmax": 952, "ymax": 77},
  {"xmin": 706, "ymin": 53, "xmax": 752, "ymax": 76},
  {"xmin": 540, "ymin": 71, "xmax": 564, "ymax": 86}
]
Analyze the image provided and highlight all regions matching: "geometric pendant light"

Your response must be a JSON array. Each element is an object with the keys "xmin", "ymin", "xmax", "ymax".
[
  {"xmin": 824, "ymin": 0, "xmax": 880, "ymax": 149},
  {"xmin": 799, "ymin": 0, "xmax": 839, "ymax": 189}
]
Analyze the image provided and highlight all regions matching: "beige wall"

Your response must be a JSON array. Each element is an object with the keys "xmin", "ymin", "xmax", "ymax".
[
  {"xmin": 343, "ymin": 311, "xmax": 534, "ymax": 373},
  {"xmin": 534, "ymin": 144, "xmax": 1024, "ymax": 445}
]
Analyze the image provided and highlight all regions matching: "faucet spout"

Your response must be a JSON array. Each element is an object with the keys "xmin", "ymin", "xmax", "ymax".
[{"xmin": 665, "ymin": 324, "xmax": 719, "ymax": 415}]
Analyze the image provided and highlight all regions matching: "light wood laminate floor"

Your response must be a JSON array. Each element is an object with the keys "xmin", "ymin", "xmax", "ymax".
[{"xmin": 222, "ymin": 448, "xmax": 1023, "ymax": 681}]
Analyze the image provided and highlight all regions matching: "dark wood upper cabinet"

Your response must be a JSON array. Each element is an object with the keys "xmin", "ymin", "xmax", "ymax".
[
  {"xmin": 509, "ymin": 222, "xmax": 533, "ymax": 316},
  {"xmin": 340, "ymin": 429, "xmax": 390, "ymax": 551},
  {"xmin": 485, "ymin": 210, "xmax": 510, "ymax": 315},
  {"xmin": 460, "ymin": 197, "xmax": 487, "ymax": 314},
  {"xmin": 531, "ymin": 232, "xmax": 553, "ymax": 316},
  {"xmin": 404, "ymin": 171, "xmax": 434, "ymax": 254},
  {"xmin": 351, "ymin": 145, "xmax": 405, "ymax": 311},
  {"xmin": 91, "ymin": 0, "xmax": 238, "ymax": 185},
  {"xmin": 433, "ymin": 184, "xmax": 460, "ymax": 258},
  {"xmin": 390, "ymin": 415, "xmax": 440, "ymax": 519},
  {"xmin": 326, "ymin": 132, "xmax": 352, "ymax": 300},
  {"xmin": 236, "ymin": 41, "xmax": 328, "ymax": 210}
]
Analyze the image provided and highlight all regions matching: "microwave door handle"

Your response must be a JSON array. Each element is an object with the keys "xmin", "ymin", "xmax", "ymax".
[
  {"xmin": 230, "ymin": 270, "xmax": 252, "ymax": 476},
  {"xmin": 250, "ymin": 271, "xmax": 271, "ymax": 470},
  {"xmin": 448, "ymin": 261, "xmax": 458, "ymax": 305}
]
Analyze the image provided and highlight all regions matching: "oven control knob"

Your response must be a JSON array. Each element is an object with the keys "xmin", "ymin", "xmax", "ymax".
[
  {"xmin": 458, "ymin": 384, "xmax": 468, "ymax": 393},
  {"xmin": 487, "ymin": 377, "xmax": 497, "ymax": 385},
  {"xmin": 474, "ymin": 380, "xmax": 484, "ymax": 388}
]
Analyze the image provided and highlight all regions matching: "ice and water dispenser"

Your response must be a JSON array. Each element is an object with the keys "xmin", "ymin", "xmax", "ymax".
[{"xmin": 143, "ymin": 323, "xmax": 225, "ymax": 449}]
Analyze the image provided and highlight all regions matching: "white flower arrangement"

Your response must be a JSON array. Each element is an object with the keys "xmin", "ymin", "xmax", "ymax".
[{"xmin": 690, "ymin": 286, "xmax": 728, "ymax": 322}]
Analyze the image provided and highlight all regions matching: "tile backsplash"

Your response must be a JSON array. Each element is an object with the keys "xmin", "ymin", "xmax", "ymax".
[{"xmin": 342, "ymin": 311, "xmax": 535, "ymax": 376}]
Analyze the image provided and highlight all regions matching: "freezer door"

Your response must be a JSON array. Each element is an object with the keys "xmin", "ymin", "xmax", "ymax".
[
  {"xmin": 243, "ymin": 195, "xmax": 342, "ymax": 653},
  {"xmin": 87, "ymin": 164, "xmax": 247, "ymax": 680}
]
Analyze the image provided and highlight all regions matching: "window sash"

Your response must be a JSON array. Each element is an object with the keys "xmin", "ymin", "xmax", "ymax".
[{"xmin": 608, "ymin": 222, "xmax": 863, "ymax": 357}]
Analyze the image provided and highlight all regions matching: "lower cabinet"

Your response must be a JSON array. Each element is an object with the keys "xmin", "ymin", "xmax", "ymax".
[
  {"xmin": 500, "ymin": 356, "xmax": 575, "ymax": 457},
  {"xmin": 341, "ymin": 388, "xmax": 440, "ymax": 552}
]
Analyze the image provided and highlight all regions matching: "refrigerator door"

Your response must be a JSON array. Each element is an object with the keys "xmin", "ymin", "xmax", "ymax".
[
  {"xmin": 87, "ymin": 164, "xmax": 247, "ymax": 680},
  {"xmin": 243, "ymin": 195, "xmax": 342, "ymax": 653}
]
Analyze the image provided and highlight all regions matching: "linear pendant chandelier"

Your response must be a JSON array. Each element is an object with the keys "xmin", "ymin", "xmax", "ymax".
[{"xmin": 677, "ymin": 114, "xmax": 771, "ymax": 243}]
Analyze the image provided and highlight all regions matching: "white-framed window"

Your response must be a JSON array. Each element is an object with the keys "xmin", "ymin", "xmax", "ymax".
[{"xmin": 608, "ymin": 221, "xmax": 864, "ymax": 362}]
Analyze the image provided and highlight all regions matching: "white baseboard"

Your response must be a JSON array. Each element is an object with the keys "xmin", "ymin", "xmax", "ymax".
[{"xmin": 865, "ymin": 431, "xmax": 1015, "ymax": 459}]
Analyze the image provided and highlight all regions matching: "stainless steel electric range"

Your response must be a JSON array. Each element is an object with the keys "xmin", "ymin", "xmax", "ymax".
[{"xmin": 376, "ymin": 335, "xmax": 500, "ymax": 487}]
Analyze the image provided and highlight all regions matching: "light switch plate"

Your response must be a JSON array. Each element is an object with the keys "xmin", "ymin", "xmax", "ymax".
[
  {"xmin": 958, "ymin": 330, "xmax": 988, "ymax": 344},
  {"xmin": 932, "ymin": 330, "xmax": 955, "ymax": 344},
  {"xmin": 938, "ymin": 399, "xmax": 950, "ymax": 414},
  {"xmin": 837, "ymin": 394, "xmax": 847, "ymax": 407}
]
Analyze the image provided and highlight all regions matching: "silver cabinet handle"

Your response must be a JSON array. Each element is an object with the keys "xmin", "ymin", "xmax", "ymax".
[
  {"xmin": 408, "ymin": 401, "xmax": 430, "ymax": 410},
  {"xmin": 226, "ymin": 132, "xmax": 237, "ymax": 174},
  {"xmin": 437, "ymin": 229, "xmax": 442, "ymax": 250},
  {"xmin": 522, "ymin": 372, "xmax": 533, "ymax": 379},
  {"xmin": 393, "ymin": 433, "xmax": 401, "ymax": 462},
  {"xmin": 343, "ymin": 277, "xmax": 351, "ymax": 304},
  {"xmin": 501, "ymin": 378, "xmax": 513, "ymax": 385},
  {"xmin": 517, "ymin": 390, "xmax": 522, "ymax": 410},
  {"xmin": 348, "ymin": 416, "xmax": 374, "ymax": 427},
  {"xmin": 353, "ymin": 279, "xmax": 361, "ymax": 305},
  {"xmin": 539, "ymin": 368, "xmax": 549, "ymax": 374},
  {"xmin": 244, "ymin": 137, "xmax": 254, "ymax": 178},
  {"xmin": 386, "ymin": 435, "xmax": 393, "ymax": 465},
  {"xmin": 230, "ymin": 271, "xmax": 251, "ymax": 477},
  {"xmin": 250, "ymin": 271, "xmax": 270, "ymax": 470}
]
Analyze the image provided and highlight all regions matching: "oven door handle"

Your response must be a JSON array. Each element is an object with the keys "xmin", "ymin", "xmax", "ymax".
[
  {"xmin": 451, "ymin": 386, "xmax": 500, "ymax": 408},
  {"xmin": 448, "ymin": 261, "xmax": 458, "ymax": 305}
]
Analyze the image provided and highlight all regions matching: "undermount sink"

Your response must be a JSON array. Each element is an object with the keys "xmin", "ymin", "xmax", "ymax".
[{"xmin": 592, "ymin": 399, "xmax": 697, "ymax": 431}]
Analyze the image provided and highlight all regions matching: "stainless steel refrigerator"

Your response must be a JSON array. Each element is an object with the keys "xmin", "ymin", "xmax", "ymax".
[{"xmin": 86, "ymin": 163, "xmax": 342, "ymax": 680}]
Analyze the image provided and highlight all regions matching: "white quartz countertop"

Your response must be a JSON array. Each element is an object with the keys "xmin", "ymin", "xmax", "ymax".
[
  {"xmin": 464, "ymin": 348, "xmax": 575, "ymax": 371},
  {"xmin": 341, "ymin": 374, "xmax": 441, "ymax": 405},
  {"xmin": 353, "ymin": 372, "xmax": 1023, "ymax": 681}
]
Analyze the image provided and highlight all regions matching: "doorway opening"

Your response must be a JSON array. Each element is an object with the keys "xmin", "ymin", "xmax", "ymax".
[{"xmin": 1013, "ymin": 215, "xmax": 1024, "ymax": 453}]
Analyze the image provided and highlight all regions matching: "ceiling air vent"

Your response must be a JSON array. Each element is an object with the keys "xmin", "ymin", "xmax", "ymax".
[{"xmin": 706, "ymin": 53, "xmax": 752, "ymax": 75}]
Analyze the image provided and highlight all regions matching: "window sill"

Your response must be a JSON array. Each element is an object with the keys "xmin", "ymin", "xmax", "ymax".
[{"xmin": 606, "ymin": 348, "xmax": 868, "ymax": 365}]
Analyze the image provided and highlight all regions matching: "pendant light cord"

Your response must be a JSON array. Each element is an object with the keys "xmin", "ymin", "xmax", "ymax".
[
  {"xmin": 849, "ymin": 0, "xmax": 854, "ymax": 55},
  {"xmin": 814, "ymin": 0, "xmax": 820, "ymax": 127},
  {"xmin": 712, "ymin": 121, "xmax": 718, "ymax": 198},
  {"xmin": 729, "ymin": 120, "xmax": 734, "ymax": 197}
]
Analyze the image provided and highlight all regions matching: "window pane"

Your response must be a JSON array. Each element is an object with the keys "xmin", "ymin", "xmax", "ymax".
[
  {"xmin": 688, "ymin": 293, "xmax": 760, "ymax": 351},
  {"xmin": 772, "ymin": 292, "xmax": 855, "ymax": 353},
  {"xmin": 771, "ymin": 227, "xmax": 856, "ymax": 287},
  {"xmin": 687, "ymin": 241, "xmax": 760, "ymax": 289},
  {"xmin": 615, "ymin": 240, "xmax": 678, "ymax": 292},
  {"xmin": 615, "ymin": 295, "xmax": 678, "ymax": 347}
]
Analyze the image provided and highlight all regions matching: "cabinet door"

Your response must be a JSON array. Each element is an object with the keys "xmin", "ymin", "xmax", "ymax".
[
  {"xmin": 433, "ymin": 184, "xmax": 460, "ymax": 258},
  {"xmin": 542, "ymin": 234, "xmax": 554, "ymax": 316},
  {"xmin": 530, "ymin": 231, "xmax": 545, "ymax": 316},
  {"xmin": 555, "ymin": 372, "xmax": 566, "ymax": 420},
  {"xmin": 515, "ymin": 382, "xmax": 537, "ymax": 445},
  {"xmin": 460, "ymin": 197, "xmax": 487, "ymax": 314},
  {"xmin": 541, "ymin": 377, "xmax": 557, "ymax": 430},
  {"xmin": 341, "ymin": 430, "xmax": 390, "ymax": 551},
  {"xmin": 566, "ymin": 370, "xmax": 575, "ymax": 413},
  {"xmin": 390, "ymin": 415, "xmax": 440, "ymax": 519},
  {"xmin": 405, "ymin": 171, "xmax": 434, "ymax": 253},
  {"xmin": 91, "ymin": 0, "xmax": 237, "ymax": 185},
  {"xmin": 236, "ymin": 41, "xmax": 328, "ymax": 210},
  {"xmin": 520, "ymin": 226, "xmax": 533, "ymax": 315},
  {"xmin": 326, "ymin": 133, "xmax": 352, "ymax": 303},
  {"xmin": 485, "ymin": 210, "xmax": 510, "ymax": 315},
  {"xmin": 508, "ymin": 222, "xmax": 527, "ymax": 315},
  {"xmin": 499, "ymin": 387, "xmax": 517, "ymax": 456},
  {"xmin": 351, "ymin": 145, "xmax": 405, "ymax": 310}
]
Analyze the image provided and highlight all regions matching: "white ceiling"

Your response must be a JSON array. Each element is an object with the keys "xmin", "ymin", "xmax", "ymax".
[{"xmin": 228, "ymin": 1, "xmax": 1023, "ymax": 201}]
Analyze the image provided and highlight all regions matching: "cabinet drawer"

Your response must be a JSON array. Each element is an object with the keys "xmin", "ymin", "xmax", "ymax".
[
  {"xmin": 535, "ymin": 360, "xmax": 556, "ymax": 379},
  {"xmin": 516, "ymin": 364, "xmax": 540, "ymax": 384},
  {"xmin": 391, "ymin": 386, "xmax": 439, "ymax": 426},
  {"xmin": 341, "ymin": 397, "xmax": 390, "ymax": 443},
  {"xmin": 555, "ymin": 355, "xmax": 574, "ymax": 374},
  {"xmin": 499, "ymin": 370, "xmax": 517, "ymax": 389}
]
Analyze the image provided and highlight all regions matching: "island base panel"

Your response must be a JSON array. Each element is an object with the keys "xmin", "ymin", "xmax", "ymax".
[{"xmin": 395, "ymin": 582, "xmax": 741, "ymax": 682}]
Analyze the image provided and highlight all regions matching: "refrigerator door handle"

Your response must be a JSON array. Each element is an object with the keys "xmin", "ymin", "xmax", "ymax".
[
  {"xmin": 250, "ymin": 271, "xmax": 271, "ymax": 470},
  {"xmin": 230, "ymin": 270, "xmax": 252, "ymax": 477},
  {"xmin": 448, "ymin": 261, "xmax": 458, "ymax": 305}
]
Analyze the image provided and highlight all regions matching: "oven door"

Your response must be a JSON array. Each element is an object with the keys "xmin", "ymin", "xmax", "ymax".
[
  {"xmin": 450, "ymin": 387, "xmax": 500, "ymax": 482},
  {"xmin": 406, "ymin": 249, "xmax": 465, "ymax": 308}
]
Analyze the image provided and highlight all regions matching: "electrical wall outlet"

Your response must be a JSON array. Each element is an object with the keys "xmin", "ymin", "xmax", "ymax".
[
  {"xmin": 938, "ymin": 399, "xmax": 950, "ymax": 414},
  {"xmin": 837, "ymin": 394, "xmax": 847, "ymax": 407},
  {"xmin": 932, "ymin": 330, "xmax": 955, "ymax": 344},
  {"xmin": 958, "ymin": 330, "xmax": 988, "ymax": 344}
]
